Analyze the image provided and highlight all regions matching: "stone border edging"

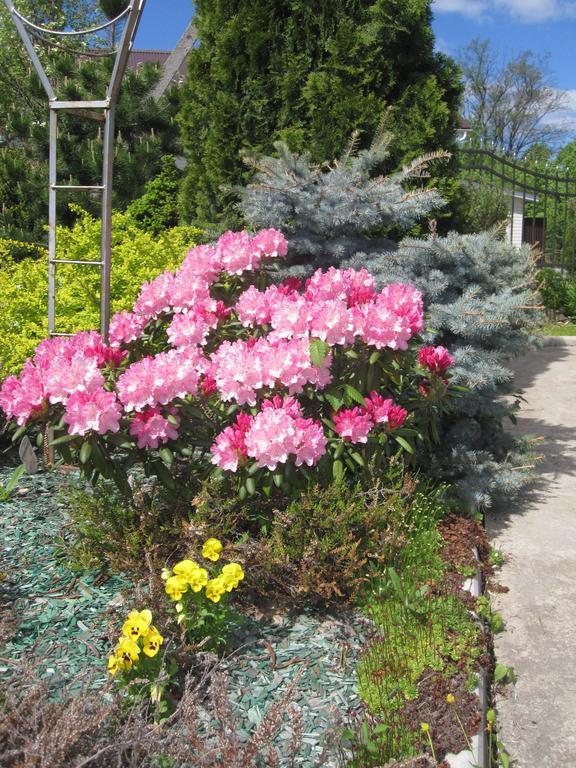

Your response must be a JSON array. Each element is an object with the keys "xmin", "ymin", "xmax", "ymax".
[{"xmin": 445, "ymin": 550, "xmax": 488, "ymax": 768}]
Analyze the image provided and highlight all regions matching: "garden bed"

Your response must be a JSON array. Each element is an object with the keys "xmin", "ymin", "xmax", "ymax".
[{"xmin": 0, "ymin": 465, "xmax": 497, "ymax": 767}]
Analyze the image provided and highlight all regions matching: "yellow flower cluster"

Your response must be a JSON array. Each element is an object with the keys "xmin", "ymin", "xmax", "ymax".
[
  {"xmin": 162, "ymin": 538, "xmax": 245, "ymax": 604},
  {"xmin": 108, "ymin": 609, "xmax": 164, "ymax": 675}
]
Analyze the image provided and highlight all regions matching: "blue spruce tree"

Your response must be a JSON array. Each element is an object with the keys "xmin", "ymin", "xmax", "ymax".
[{"xmin": 239, "ymin": 133, "xmax": 539, "ymax": 508}]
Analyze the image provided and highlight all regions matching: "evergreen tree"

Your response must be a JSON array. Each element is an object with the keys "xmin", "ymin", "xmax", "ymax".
[
  {"xmin": 240, "ymin": 137, "xmax": 539, "ymax": 508},
  {"xmin": 0, "ymin": 51, "xmax": 181, "ymax": 244},
  {"xmin": 178, "ymin": 0, "xmax": 462, "ymax": 226}
]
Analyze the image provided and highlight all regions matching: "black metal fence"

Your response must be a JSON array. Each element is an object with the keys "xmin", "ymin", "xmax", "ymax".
[{"xmin": 459, "ymin": 145, "xmax": 576, "ymax": 275}]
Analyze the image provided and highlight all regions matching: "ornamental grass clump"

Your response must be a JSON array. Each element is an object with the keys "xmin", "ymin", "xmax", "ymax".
[{"xmin": 0, "ymin": 228, "xmax": 455, "ymax": 499}]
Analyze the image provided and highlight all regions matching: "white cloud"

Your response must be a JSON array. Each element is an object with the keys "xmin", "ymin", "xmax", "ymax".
[{"xmin": 433, "ymin": 0, "xmax": 576, "ymax": 22}]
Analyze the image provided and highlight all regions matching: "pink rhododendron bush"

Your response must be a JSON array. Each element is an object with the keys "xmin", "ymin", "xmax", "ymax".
[{"xmin": 0, "ymin": 228, "xmax": 454, "ymax": 499}]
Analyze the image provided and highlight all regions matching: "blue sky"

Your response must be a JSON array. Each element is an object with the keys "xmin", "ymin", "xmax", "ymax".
[
  {"xmin": 134, "ymin": 0, "xmax": 192, "ymax": 50},
  {"xmin": 432, "ymin": 0, "xmax": 576, "ymax": 134}
]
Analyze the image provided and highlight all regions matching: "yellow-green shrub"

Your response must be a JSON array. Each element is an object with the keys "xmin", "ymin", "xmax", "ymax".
[{"xmin": 0, "ymin": 207, "xmax": 202, "ymax": 375}]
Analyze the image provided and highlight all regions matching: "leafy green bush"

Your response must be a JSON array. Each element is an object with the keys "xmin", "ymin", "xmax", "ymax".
[
  {"xmin": 537, "ymin": 267, "xmax": 576, "ymax": 318},
  {"xmin": 0, "ymin": 208, "xmax": 202, "ymax": 375}
]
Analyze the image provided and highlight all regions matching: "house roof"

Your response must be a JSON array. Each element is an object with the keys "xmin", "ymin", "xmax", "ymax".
[{"xmin": 127, "ymin": 49, "xmax": 188, "ymax": 78}]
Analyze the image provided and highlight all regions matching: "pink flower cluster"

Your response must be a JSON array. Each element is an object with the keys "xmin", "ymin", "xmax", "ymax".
[
  {"xmin": 129, "ymin": 407, "xmax": 180, "ymax": 449},
  {"xmin": 208, "ymin": 337, "xmax": 332, "ymax": 406},
  {"xmin": 418, "ymin": 346, "xmax": 454, "ymax": 377},
  {"xmin": 211, "ymin": 396, "xmax": 327, "ymax": 472},
  {"xmin": 332, "ymin": 391, "xmax": 408, "ymax": 444},
  {"xmin": 116, "ymin": 347, "xmax": 203, "ymax": 412},
  {"xmin": 110, "ymin": 229, "xmax": 288, "ymax": 347},
  {"xmin": 236, "ymin": 268, "xmax": 423, "ymax": 351},
  {"xmin": 0, "ymin": 332, "xmax": 123, "ymax": 435}
]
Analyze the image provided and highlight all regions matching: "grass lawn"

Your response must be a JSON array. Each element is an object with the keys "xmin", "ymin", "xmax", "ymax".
[{"xmin": 540, "ymin": 322, "xmax": 576, "ymax": 336}]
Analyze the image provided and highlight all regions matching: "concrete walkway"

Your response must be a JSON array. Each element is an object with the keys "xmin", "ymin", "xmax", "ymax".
[{"xmin": 488, "ymin": 339, "xmax": 576, "ymax": 767}]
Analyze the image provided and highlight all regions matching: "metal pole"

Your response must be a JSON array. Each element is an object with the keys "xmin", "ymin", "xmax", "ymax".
[
  {"xmin": 48, "ymin": 108, "xmax": 57, "ymax": 335},
  {"xmin": 100, "ymin": 107, "xmax": 115, "ymax": 342}
]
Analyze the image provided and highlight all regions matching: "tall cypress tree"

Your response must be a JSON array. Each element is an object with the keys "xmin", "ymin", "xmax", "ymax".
[{"xmin": 178, "ymin": 0, "xmax": 462, "ymax": 226}]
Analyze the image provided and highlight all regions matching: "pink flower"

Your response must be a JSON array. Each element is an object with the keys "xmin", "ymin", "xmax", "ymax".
[
  {"xmin": 63, "ymin": 388, "xmax": 122, "ymax": 436},
  {"xmin": 356, "ymin": 284, "xmax": 423, "ymax": 350},
  {"xmin": 43, "ymin": 351, "xmax": 105, "ymax": 406},
  {"xmin": 129, "ymin": 407, "xmax": 179, "ymax": 449},
  {"xmin": 235, "ymin": 285, "xmax": 275, "ymax": 327},
  {"xmin": 216, "ymin": 231, "xmax": 259, "ymax": 275},
  {"xmin": 418, "ymin": 346, "xmax": 454, "ymax": 377},
  {"xmin": 261, "ymin": 394, "xmax": 303, "ymax": 419},
  {"xmin": 209, "ymin": 337, "xmax": 332, "ymax": 406},
  {"xmin": 333, "ymin": 407, "xmax": 373, "ymax": 443},
  {"xmin": 97, "ymin": 346, "xmax": 127, "ymax": 369},
  {"xmin": 305, "ymin": 267, "xmax": 375, "ymax": 306},
  {"xmin": 278, "ymin": 277, "xmax": 302, "ymax": 295},
  {"xmin": 251, "ymin": 228, "xmax": 288, "ymax": 258},
  {"xmin": 293, "ymin": 417, "xmax": 327, "ymax": 466},
  {"xmin": 116, "ymin": 347, "xmax": 202, "ymax": 411},
  {"xmin": 200, "ymin": 373, "xmax": 217, "ymax": 397},
  {"xmin": 166, "ymin": 273, "xmax": 212, "ymax": 314},
  {"xmin": 0, "ymin": 361, "xmax": 47, "ymax": 425},
  {"xmin": 134, "ymin": 271, "xmax": 175, "ymax": 318},
  {"xmin": 179, "ymin": 244, "xmax": 222, "ymax": 282},
  {"xmin": 109, "ymin": 311, "xmax": 148, "ymax": 347},
  {"xmin": 167, "ymin": 310, "xmax": 213, "ymax": 348},
  {"xmin": 364, "ymin": 392, "xmax": 407, "ymax": 429},
  {"xmin": 242, "ymin": 399, "xmax": 326, "ymax": 470},
  {"xmin": 210, "ymin": 412, "xmax": 254, "ymax": 471},
  {"xmin": 244, "ymin": 407, "xmax": 299, "ymax": 470}
]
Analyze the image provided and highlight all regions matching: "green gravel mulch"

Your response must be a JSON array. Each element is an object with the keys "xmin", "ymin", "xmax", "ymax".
[{"xmin": 0, "ymin": 467, "xmax": 133, "ymax": 693}]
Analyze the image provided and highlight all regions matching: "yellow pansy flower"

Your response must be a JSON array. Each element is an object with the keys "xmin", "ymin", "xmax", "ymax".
[
  {"xmin": 205, "ymin": 576, "xmax": 227, "ymax": 603},
  {"xmin": 188, "ymin": 567, "xmax": 209, "ymax": 592},
  {"xmin": 108, "ymin": 654, "xmax": 119, "ymax": 676},
  {"xmin": 446, "ymin": 693, "xmax": 455, "ymax": 705},
  {"xmin": 115, "ymin": 636, "xmax": 140, "ymax": 671},
  {"xmin": 221, "ymin": 562, "xmax": 245, "ymax": 591},
  {"xmin": 173, "ymin": 559, "xmax": 199, "ymax": 581},
  {"xmin": 122, "ymin": 609, "xmax": 152, "ymax": 640},
  {"xmin": 142, "ymin": 626, "xmax": 164, "ymax": 658},
  {"xmin": 202, "ymin": 538, "xmax": 223, "ymax": 562},
  {"xmin": 165, "ymin": 574, "xmax": 188, "ymax": 601}
]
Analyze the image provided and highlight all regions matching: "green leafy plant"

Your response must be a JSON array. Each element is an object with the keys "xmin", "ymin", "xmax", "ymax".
[
  {"xmin": 0, "ymin": 463, "xmax": 25, "ymax": 501},
  {"xmin": 0, "ymin": 209, "xmax": 202, "ymax": 375}
]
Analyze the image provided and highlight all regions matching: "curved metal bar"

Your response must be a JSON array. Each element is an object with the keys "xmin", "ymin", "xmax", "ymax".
[{"xmin": 13, "ymin": 5, "xmax": 130, "ymax": 37}]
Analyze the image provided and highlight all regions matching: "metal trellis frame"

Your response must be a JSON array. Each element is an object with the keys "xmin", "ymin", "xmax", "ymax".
[{"xmin": 3, "ymin": 0, "xmax": 146, "ymax": 342}]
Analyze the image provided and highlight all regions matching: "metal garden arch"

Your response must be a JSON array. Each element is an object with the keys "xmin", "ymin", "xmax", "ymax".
[{"xmin": 3, "ymin": 0, "xmax": 146, "ymax": 341}]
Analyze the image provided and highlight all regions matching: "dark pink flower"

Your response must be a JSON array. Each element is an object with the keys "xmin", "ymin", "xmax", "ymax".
[
  {"xmin": 418, "ymin": 346, "xmax": 454, "ymax": 377},
  {"xmin": 364, "ymin": 392, "xmax": 407, "ymax": 429},
  {"xmin": 333, "ymin": 407, "xmax": 373, "ymax": 443}
]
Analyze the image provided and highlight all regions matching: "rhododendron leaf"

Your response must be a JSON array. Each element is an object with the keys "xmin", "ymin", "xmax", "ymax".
[
  {"xmin": 35, "ymin": 431, "xmax": 44, "ymax": 448},
  {"xmin": 105, "ymin": 432, "xmax": 132, "ymax": 448},
  {"xmin": 333, "ymin": 442, "xmax": 344, "ymax": 459},
  {"xmin": 395, "ymin": 436, "xmax": 414, "ymax": 454},
  {"xmin": 369, "ymin": 351, "xmax": 381, "ymax": 365},
  {"xmin": 345, "ymin": 349, "xmax": 359, "ymax": 359},
  {"xmin": 272, "ymin": 472, "xmax": 283, "ymax": 488},
  {"xmin": 166, "ymin": 413, "xmax": 180, "ymax": 426},
  {"xmin": 49, "ymin": 434, "xmax": 76, "ymax": 446},
  {"xmin": 11, "ymin": 425, "xmax": 27, "ymax": 443},
  {"xmin": 350, "ymin": 452, "xmax": 365, "ymax": 467},
  {"xmin": 245, "ymin": 477, "xmax": 256, "ymax": 496},
  {"xmin": 344, "ymin": 384, "xmax": 366, "ymax": 407},
  {"xmin": 79, "ymin": 442, "xmax": 92, "ymax": 464},
  {"xmin": 247, "ymin": 461, "xmax": 260, "ymax": 476},
  {"xmin": 180, "ymin": 448, "xmax": 193, "ymax": 457},
  {"xmin": 153, "ymin": 462, "xmax": 176, "ymax": 489},
  {"xmin": 309, "ymin": 338, "xmax": 330, "ymax": 367},
  {"xmin": 226, "ymin": 404, "xmax": 239, "ymax": 416},
  {"xmin": 324, "ymin": 393, "xmax": 342, "ymax": 411},
  {"xmin": 159, "ymin": 448, "xmax": 174, "ymax": 467},
  {"xmin": 332, "ymin": 459, "xmax": 344, "ymax": 482},
  {"xmin": 239, "ymin": 485, "xmax": 247, "ymax": 501}
]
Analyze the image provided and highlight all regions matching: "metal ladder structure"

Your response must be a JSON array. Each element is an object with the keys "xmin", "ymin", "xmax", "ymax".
[{"xmin": 3, "ymin": 1, "xmax": 146, "ymax": 342}]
